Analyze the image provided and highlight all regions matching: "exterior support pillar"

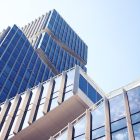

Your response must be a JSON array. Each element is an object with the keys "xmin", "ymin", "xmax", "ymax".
[
  {"xmin": 85, "ymin": 109, "xmax": 91, "ymax": 140},
  {"xmin": 0, "ymin": 94, "xmax": 21, "ymax": 140},
  {"xmin": 43, "ymin": 78, "xmax": 54, "ymax": 114},
  {"xmin": 28, "ymin": 84, "xmax": 43, "ymax": 124},
  {"xmin": 13, "ymin": 90, "xmax": 31, "ymax": 134},
  {"xmin": 104, "ymin": 97, "xmax": 111, "ymax": 140},
  {"xmin": 67, "ymin": 123, "xmax": 73, "ymax": 140},
  {"xmin": 58, "ymin": 72, "xmax": 67, "ymax": 104},
  {"xmin": 0, "ymin": 100, "xmax": 11, "ymax": 130},
  {"xmin": 123, "ymin": 89, "xmax": 134, "ymax": 140}
]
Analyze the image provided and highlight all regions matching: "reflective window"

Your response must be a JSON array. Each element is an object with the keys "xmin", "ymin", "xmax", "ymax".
[
  {"xmin": 52, "ymin": 91, "xmax": 59, "ymax": 99},
  {"xmin": 66, "ymin": 69, "xmax": 75, "ymax": 86},
  {"xmin": 79, "ymin": 75, "xmax": 102, "ymax": 103},
  {"xmin": 131, "ymin": 112, "xmax": 140, "ymax": 124},
  {"xmin": 74, "ymin": 116, "xmax": 86, "ymax": 137},
  {"xmin": 127, "ymin": 86, "xmax": 140, "ymax": 114},
  {"xmin": 65, "ymin": 84, "xmax": 73, "ymax": 92},
  {"xmin": 41, "ymin": 82, "xmax": 49, "ymax": 99},
  {"xmin": 111, "ymin": 118, "xmax": 127, "ymax": 132},
  {"xmin": 79, "ymin": 75, "xmax": 87, "ymax": 94},
  {"xmin": 30, "ymin": 88, "xmax": 38, "ymax": 104},
  {"xmin": 92, "ymin": 127, "xmax": 105, "ymax": 139},
  {"xmin": 36, "ymin": 103, "xmax": 44, "ymax": 120},
  {"xmin": 74, "ymin": 134, "xmax": 85, "ymax": 140},
  {"xmin": 95, "ymin": 137, "xmax": 105, "ymax": 140},
  {"xmin": 54, "ymin": 75, "xmax": 62, "ymax": 92},
  {"xmin": 133, "ymin": 123, "xmax": 140, "ymax": 140},
  {"xmin": 109, "ymin": 94, "xmax": 125, "ymax": 122},
  {"xmin": 64, "ymin": 90, "xmax": 73, "ymax": 101},
  {"xmin": 92, "ymin": 103, "xmax": 105, "ymax": 130},
  {"xmin": 22, "ymin": 109, "xmax": 31, "ymax": 129},
  {"xmin": 56, "ymin": 130, "xmax": 67, "ymax": 140},
  {"xmin": 112, "ymin": 128, "xmax": 128, "ymax": 140},
  {"xmin": 49, "ymin": 97, "xmax": 58, "ymax": 111}
]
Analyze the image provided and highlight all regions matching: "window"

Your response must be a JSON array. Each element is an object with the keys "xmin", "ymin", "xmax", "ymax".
[
  {"xmin": 133, "ymin": 123, "xmax": 140, "ymax": 140},
  {"xmin": 131, "ymin": 112, "xmax": 140, "ymax": 124},
  {"xmin": 73, "ymin": 134, "xmax": 85, "ymax": 140},
  {"xmin": 79, "ymin": 75, "xmax": 102, "ymax": 103},
  {"xmin": 112, "ymin": 128, "xmax": 128, "ymax": 140},
  {"xmin": 79, "ymin": 75, "xmax": 87, "ymax": 94},
  {"xmin": 92, "ymin": 127, "xmax": 105, "ymax": 140},
  {"xmin": 127, "ymin": 86, "xmax": 140, "ymax": 114},
  {"xmin": 111, "ymin": 118, "xmax": 127, "ymax": 132},
  {"xmin": 66, "ymin": 69, "xmax": 75, "ymax": 86},
  {"xmin": 73, "ymin": 116, "xmax": 86, "ymax": 138},
  {"xmin": 64, "ymin": 90, "xmax": 73, "ymax": 101},
  {"xmin": 56, "ymin": 130, "xmax": 68, "ymax": 140},
  {"xmin": 53, "ymin": 75, "xmax": 62, "ymax": 92},
  {"xmin": 92, "ymin": 103, "xmax": 105, "ymax": 130},
  {"xmin": 49, "ymin": 97, "xmax": 58, "ymax": 111},
  {"xmin": 109, "ymin": 94, "xmax": 125, "ymax": 122}
]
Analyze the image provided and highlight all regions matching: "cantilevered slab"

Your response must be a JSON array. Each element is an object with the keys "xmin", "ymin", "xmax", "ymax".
[{"xmin": 10, "ymin": 95, "xmax": 89, "ymax": 140}]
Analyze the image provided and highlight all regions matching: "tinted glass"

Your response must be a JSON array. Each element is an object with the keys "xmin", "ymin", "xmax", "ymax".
[
  {"xmin": 92, "ymin": 127, "xmax": 105, "ymax": 139},
  {"xmin": 109, "ymin": 94, "xmax": 125, "ymax": 122},
  {"xmin": 79, "ymin": 75, "xmax": 87, "ymax": 94},
  {"xmin": 133, "ymin": 123, "xmax": 140, "ymax": 140},
  {"xmin": 73, "ymin": 134, "xmax": 85, "ymax": 140},
  {"xmin": 127, "ymin": 86, "xmax": 140, "ymax": 114},
  {"xmin": 111, "ymin": 118, "xmax": 127, "ymax": 132},
  {"xmin": 56, "ymin": 130, "xmax": 67, "ymax": 140},
  {"xmin": 92, "ymin": 103, "xmax": 105, "ymax": 130},
  {"xmin": 74, "ymin": 116, "xmax": 86, "ymax": 137},
  {"xmin": 112, "ymin": 128, "xmax": 128, "ymax": 140},
  {"xmin": 131, "ymin": 112, "xmax": 140, "ymax": 124}
]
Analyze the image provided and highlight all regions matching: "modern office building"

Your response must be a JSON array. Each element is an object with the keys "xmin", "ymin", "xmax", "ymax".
[
  {"xmin": 0, "ymin": 9, "xmax": 87, "ymax": 103},
  {"xmin": 0, "ymin": 66, "xmax": 140, "ymax": 140},
  {"xmin": 0, "ymin": 9, "xmax": 140, "ymax": 140}
]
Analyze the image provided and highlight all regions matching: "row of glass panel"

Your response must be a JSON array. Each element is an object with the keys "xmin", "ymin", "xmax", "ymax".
[
  {"xmin": 55, "ymin": 86, "xmax": 140, "ymax": 140},
  {"xmin": 36, "ymin": 32, "xmax": 86, "ymax": 72},
  {"xmin": 47, "ymin": 10, "xmax": 87, "ymax": 62},
  {"xmin": 0, "ymin": 69, "xmax": 76, "ymax": 139},
  {"xmin": 79, "ymin": 74, "xmax": 102, "ymax": 103},
  {"xmin": 0, "ymin": 25, "xmax": 54, "ymax": 102}
]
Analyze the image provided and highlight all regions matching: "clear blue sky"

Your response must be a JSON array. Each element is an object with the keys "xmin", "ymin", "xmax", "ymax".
[{"xmin": 0, "ymin": 0, "xmax": 140, "ymax": 93}]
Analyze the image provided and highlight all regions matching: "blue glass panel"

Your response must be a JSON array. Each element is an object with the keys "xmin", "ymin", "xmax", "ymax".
[
  {"xmin": 92, "ymin": 127, "xmax": 105, "ymax": 139},
  {"xmin": 111, "ymin": 118, "xmax": 127, "ymax": 132},
  {"xmin": 112, "ymin": 128, "xmax": 128, "ymax": 140},
  {"xmin": 56, "ymin": 130, "xmax": 68, "ymax": 140},
  {"xmin": 74, "ymin": 116, "xmax": 86, "ymax": 137},
  {"xmin": 127, "ymin": 86, "xmax": 140, "ymax": 114},
  {"xmin": 73, "ymin": 134, "xmax": 85, "ymax": 140},
  {"xmin": 92, "ymin": 103, "xmax": 105, "ymax": 130},
  {"xmin": 109, "ymin": 94, "xmax": 125, "ymax": 122},
  {"xmin": 88, "ymin": 84, "xmax": 97, "ymax": 103},
  {"xmin": 79, "ymin": 75, "xmax": 87, "ymax": 94},
  {"xmin": 131, "ymin": 112, "xmax": 140, "ymax": 124},
  {"xmin": 133, "ymin": 123, "xmax": 140, "ymax": 140}
]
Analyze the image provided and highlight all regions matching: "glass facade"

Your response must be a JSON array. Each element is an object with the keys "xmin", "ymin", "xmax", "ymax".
[
  {"xmin": 0, "ymin": 9, "xmax": 88, "ymax": 103},
  {"xmin": 0, "ymin": 8, "xmax": 140, "ymax": 140},
  {"xmin": 54, "ymin": 84, "xmax": 140, "ymax": 140},
  {"xmin": 0, "ymin": 67, "xmax": 104, "ymax": 139},
  {"xmin": 0, "ymin": 25, "xmax": 53, "ymax": 103},
  {"xmin": 47, "ymin": 10, "xmax": 87, "ymax": 64},
  {"xmin": 36, "ymin": 32, "xmax": 86, "ymax": 73}
]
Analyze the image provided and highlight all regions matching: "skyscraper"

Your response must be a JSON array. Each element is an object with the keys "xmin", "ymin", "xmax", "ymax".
[
  {"xmin": 0, "ymin": 9, "xmax": 140, "ymax": 140},
  {"xmin": 0, "ymin": 9, "xmax": 87, "ymax": 103}
]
